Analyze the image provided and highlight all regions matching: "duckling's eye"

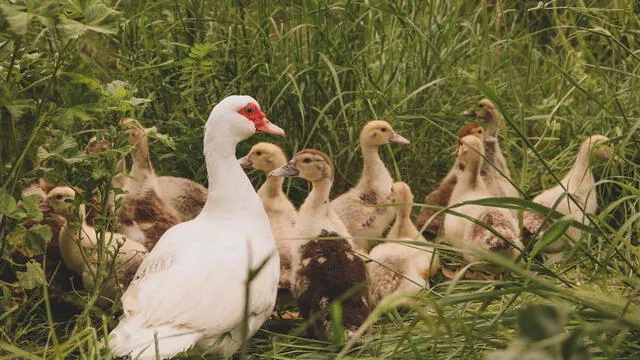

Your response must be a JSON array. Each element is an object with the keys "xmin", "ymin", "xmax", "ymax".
[
  {"xmin": 64, "ymin": 198, "xmax": 73, "ymax": 203},
  {"xmin": 255, "ymin": 151, "xmax": 262, "ymax": 156},
  {"xmin": 55, "ymin": 194, "xmax": 63, "ymax": 200},
  {"xmin": 478, "ymin": 128, "xmax": 483, "ymax": 133},
  {"xmin": 303, "ymin": 158, "xmax": 312, "ymax": 164},
  {"xmin": 380, "ymin": 128, "xmax": 387, "ymax": 132}
]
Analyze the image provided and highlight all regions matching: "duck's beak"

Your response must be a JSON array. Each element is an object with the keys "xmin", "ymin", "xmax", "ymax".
[
  {"xmin": 270, "ymin": 163, "xmax": 299, "ymax": 177},
  {"xmin": 38, "ymin": 199, "xmax": 51, "ymax": 213},
  {"xmin": 461, "ymin": 110, "xmax": 476, "ymax": 118},
  {"xmin": 389, "ymin": 132, "xmax": 410, "ymax": 144},
  {"xmin": 238, "ymin": 155, "xmax": 253, "ymax": 168},
  {"xmin": 256, "ymin": 118, "xmax": 285, "ymax": 136}
]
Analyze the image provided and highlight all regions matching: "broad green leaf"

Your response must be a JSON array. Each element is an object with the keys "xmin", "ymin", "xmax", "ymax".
[
  {"xmin": 21, "ymin": 194, "xmax": 43, "ymax": 222},
  {"xmin": 0, "ymin": 188, "xmax": 25, "ymax": 220},
  {"xmin": 16, "ymin": 260, "xmax": 45, "ymax": 290},
  {"xmin": 8, "ymin": 224, "xmax": 50, "ymax": 257},
  {"xmin": 0, "ymin": 4, "xmax": 31, "ymax": 35}
]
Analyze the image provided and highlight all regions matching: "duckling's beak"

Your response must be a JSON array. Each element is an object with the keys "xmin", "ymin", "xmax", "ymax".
[
  {"xmin": 238, "ymin": 155, "xmax": 253, "ymax": 168},
  {"xmin": 270, "ymin": 163, "xmax": 299, "ymax": 177},
  {"xmin": 256, "ymin": 118, "xmax": 285, "ymax": 136},
  {"xmin": 38, "ymin": 199, "xmax": 52, "ymax": 213},
  {"xmin": 461, "ymin": 110, "xmax": 476, "ymax": 118},
  {"xmin": 389, "ymin": 132, "xmax": 410, "ymax": 144}
]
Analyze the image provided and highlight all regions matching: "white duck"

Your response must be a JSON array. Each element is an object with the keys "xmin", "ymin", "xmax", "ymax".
[
  {"xmin": 441, "ymin": 135, "xmax": 522, "ymax": 274},
  {"xmin": 40, "ymin": 186, "xmax": 147, "ymax": 300},
  {"xmin": 368, "ymin": 182, "xmax": 439, "ymax": 307},
  {"xmin": 523, "ymin": 135, "xmax": 611, "ymax": 252},
  {"xmin": 331, "ymin": 120, "xmax": 410, "ymax": 253},
  {"xmin": 271, "ymin": 149, "xmax": 370, "ymax": 340},
  {"xmin": 239, "ymin": 142, "xmax": 297, "ymax": 289},
  {"xmin": 108, "ymin": 95, "xmax": 284, "ymax": 359}
]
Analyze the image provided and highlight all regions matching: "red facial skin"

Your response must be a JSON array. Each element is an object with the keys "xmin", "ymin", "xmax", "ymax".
[{"xmin": 237, "ymin": 103, "xmax": 267, "ymax": 129}]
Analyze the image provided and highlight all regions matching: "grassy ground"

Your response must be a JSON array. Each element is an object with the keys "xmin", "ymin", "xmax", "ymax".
[{"xmin": 1, "ymin": 0, "xmax": 639, "ymax": 359}]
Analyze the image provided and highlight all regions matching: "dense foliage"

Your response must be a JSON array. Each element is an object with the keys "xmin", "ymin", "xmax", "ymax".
[{"xmin": 1, "ymin": 0, "xmax": 639, "ymax": 358}]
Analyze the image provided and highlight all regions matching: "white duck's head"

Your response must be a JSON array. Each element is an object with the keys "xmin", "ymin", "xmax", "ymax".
[{"xmin": 205, "ymin": 96, "xmax": 284, "ymax": 145}]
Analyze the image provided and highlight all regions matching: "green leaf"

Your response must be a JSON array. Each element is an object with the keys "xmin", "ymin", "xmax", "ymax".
[
  {"xmin": 0, "ymin": 4, "xmax": 31, "ymax": 35},
  {"xmin": 8, "ymin": 224, "xmax": 50, "ymax": 257},
  {"xmin": 0, "ymin": 188, "xmax": 25, "ymax": 220},
  {"xmin": 21, "ymin": 194, "xmax": 43, "ymax": 222},
  {"xmin": 530, "ymin": 218, "xmax": 572, "ymax": 258},
  {"xmin": 16, "ymin": 260, "xmax": 45, "ymax": 290}
]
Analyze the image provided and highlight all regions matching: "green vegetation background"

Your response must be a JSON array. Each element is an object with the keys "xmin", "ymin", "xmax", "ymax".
[{"xmin": 0, "ymin": 0, "xmax": 638, "ymax": 359}]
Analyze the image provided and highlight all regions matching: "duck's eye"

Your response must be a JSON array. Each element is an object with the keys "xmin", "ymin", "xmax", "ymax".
[
  {"xmin": 255, "ymin": 151, "xmax": 262, "ymax": 156},
  {"xmin": 303, "ymin": 158, "xmax": 312, "ymax": 164},
  {"xmin": 478, "ymin": 129, "xmax": 483, "ymax": 133},
  {"xmin": 380, "ymin": 128, "xmax": 387, "ymax": 132},
  {"xmin": 246, "ymin": 107, "xmax": 254, "ymax": 114},
  {"xmin": 478, "ymin": 104, "xmax": 484, "ymax": 108},
  {"xmin": 55, "ymin": 194, "xmax": 63, "ymax": 200}
]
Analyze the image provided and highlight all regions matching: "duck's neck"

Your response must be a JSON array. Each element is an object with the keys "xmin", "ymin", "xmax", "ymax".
[
  {"xmin": 200, "ymin": 127, "xmax": 264, "ymax": 218},
  {"xmin": 130, "ymin": 137, "xmax": 154, "ymax": 179},
  {"xmin": 360, "ymin": 144, "xmax": 392, "ymax": 188},
  {"xmin": 300, "ymin": 179, "xmax": 332, "ymax": 214},
  {"xmin": 453, "ymin": 160, "xmax": 485, "ymax": 200},
  {"xmin": 389, "ymin": 205, "xmax": 420, "ymax": 239},
  {"xmin": 486, "ymin": 111, "xmax": 502, "ymax": 137},
  {"xmin": 258, "ymin": 175, "xmax": 286, "ymax": 200},
  {"xmin": 562, "ymin": 142, "xmax": 595, "ymax": 194}
]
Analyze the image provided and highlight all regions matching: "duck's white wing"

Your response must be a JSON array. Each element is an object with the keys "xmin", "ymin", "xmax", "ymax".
[{"xmin": 121, "ymin": 220, "xmax": 278, "ymax": 334}]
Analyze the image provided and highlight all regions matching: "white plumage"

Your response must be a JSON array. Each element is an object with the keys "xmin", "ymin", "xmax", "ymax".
[{"xmin": 108, "ymin": 95, "xmax": 284, "ymax": 359}]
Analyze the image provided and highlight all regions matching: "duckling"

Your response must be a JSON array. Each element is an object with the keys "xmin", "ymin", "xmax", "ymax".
[
  {"xmin": 271, "ymin": 149, "xmax": 370, "ymax": 340},
  {"xmin": 523, "ymin": 135, "xmax": 611, "ymax": 252},
  {"xmin": 118, "ymin": 119, "xmax": 181, "ymax": 250},
  {"xmin": 40, "ymin": 187, "xmax": 147, "ymax": 299},
  {"xmin": 415, "ymin": 123, "xmax": 496, "ymax": 238},
  {"xmin": 461, "ymin": 99, "xmax": 519, "ymax": 199},
  {"xmin": 239, "ymin": 142, "xmax": 297, "ymax": 289},
  {"xmin": 367, "ymin": 182, "xmax": 439, "ymax": 307},
  {"xmin": 123, "ymin": 119, "xmax": 207, "ymax": 222},
  {"xmin": 441, "ymin": 135, "xmax": 522, "ymax": 273},
  {"xmin": 332, "ymin": 120, "xmax": 410, "ymax": 253}
]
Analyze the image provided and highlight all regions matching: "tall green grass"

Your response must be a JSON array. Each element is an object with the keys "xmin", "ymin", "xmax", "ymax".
[{"xmin": 1, "ymin": 0, "xmax": 639, "ymax": 358}]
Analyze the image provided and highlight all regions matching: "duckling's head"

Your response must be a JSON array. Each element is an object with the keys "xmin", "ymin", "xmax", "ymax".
[
  {"xmin": 580, "ymin": 134, "xmax": 615, "ymax": 162},
  {"xmin": 40, "ymin": 187, "xmax": 78, "ymax": 218},
  {"xmin": 270, "ymin": 149, "xmax": 334, "ymax": 183},
  {"xmin": 390, "ymin": 181, "xmax": 414, "ymax": 205},
  {"xmin": 452, "ymin": 123, "xmax": 496, "ymax": 156},
  {"xmin": 457, "ymin": 135, "xmax": 486, "ymax": 172},
  {"xmin": 360, "ymin": 120, "xmax": 410, "ymax": 148},
  {"xmin": 119, "ymin": 118, "xmax": 146, "ymax": 146},
  {"xmin": 239, "ymin": 142, "xmax": 288, "ymax": 172},
  {"xmin": 461, "ymin": 99, "xmax": 503, "ymax": 135},
  {"xmin": 85, "ymin": 136, "xmax": 110, "ymax": 154}
]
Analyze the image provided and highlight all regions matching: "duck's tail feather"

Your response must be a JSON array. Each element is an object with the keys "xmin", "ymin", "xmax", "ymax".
[{"xmin": 108, "ymin": 316, "xmax": 202, "ymax": 359}]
